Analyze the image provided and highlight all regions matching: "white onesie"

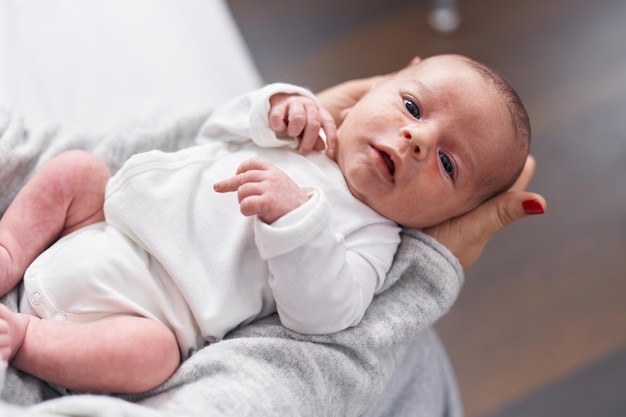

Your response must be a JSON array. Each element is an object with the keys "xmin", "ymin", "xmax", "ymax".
[{"xmin": 21, "ymin": 83, "xmax": 401, "ymax": 359}]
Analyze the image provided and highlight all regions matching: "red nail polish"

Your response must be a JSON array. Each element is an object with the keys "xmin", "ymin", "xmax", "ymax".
[{"xmin": 523, "ymin": 199, "xmax": 544, "ymax": 215}]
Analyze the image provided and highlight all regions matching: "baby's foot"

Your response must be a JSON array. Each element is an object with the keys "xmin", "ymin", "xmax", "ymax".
[{"xmin": 0, "ymin": 304, "xmax": 28, "ymax": 362}]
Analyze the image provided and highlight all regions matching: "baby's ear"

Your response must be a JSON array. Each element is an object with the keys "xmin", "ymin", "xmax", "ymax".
[{"xmin": 407, "ymin": 56, "xmax": 422, "ymax": 66}]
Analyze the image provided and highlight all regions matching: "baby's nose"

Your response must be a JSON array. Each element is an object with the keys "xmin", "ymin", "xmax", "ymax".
[{"xmin": 401, "ymin": 125, "xmax": 433, "ymax": 160}]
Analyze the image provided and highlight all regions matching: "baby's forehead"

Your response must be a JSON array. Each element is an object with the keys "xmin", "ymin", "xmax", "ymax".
[
  {"xmin": 398, "ymin": 59, "xmax": 500, "ymax": 102},
  {"xmin": 402, "ymin": 55, "xmax": 475, "ymax": 76}
]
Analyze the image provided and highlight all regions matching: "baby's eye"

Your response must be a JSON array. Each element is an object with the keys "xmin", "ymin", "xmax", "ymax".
[
  {"xmin": 439, "ymin": 152, "xmax": 454, "ymax": 177},
  {"xmin": 404, "ymin": 99, "xmax": 421, "ymax": 119}
]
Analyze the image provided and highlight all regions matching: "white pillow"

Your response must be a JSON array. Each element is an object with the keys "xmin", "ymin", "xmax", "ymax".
[{"xmin": 0, "ymin": 0, "xmax": 263, "ymax": 132}]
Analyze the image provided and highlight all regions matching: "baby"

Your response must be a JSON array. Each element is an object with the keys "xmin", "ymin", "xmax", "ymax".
[{"xmin": 0, "ymin": 54, "xmax": 529, "ymax": 394}]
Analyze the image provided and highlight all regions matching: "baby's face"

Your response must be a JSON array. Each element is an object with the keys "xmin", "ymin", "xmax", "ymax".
[{"xmin": 334, "ymin": 55, "xmax": 516, "ymax": 228}]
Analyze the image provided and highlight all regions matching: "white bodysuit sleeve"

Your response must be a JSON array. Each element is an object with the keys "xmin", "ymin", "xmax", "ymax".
[
  {"xmin": 196, "ymin": 82, "xmax": 318, "ymax": 148},
  {"xmin": 255, "ymin": 187, "xmax": 400, "ymax": 335}
]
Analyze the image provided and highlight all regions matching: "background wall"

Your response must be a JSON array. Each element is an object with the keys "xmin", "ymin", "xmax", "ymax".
[{"xmin": 228, "ymin": 0, "xmax": 626, "ymax": 416}]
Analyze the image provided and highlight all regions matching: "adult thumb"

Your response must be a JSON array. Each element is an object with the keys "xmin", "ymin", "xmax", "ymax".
[
  {"xmin": 480, "ymin": 153, "xmax": 546, "ymax": 234},
  {"xmin": 483, "ymin": 190, "xmax": 546, "ymax": 236}
]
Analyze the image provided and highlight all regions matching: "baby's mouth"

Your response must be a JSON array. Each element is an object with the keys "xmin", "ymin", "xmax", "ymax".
[
  {"xmin": 380, "ymin": 150, "xmax": 395, "ymax": 178},
  {"xmin": 370, "ymin": 145, "xmax": 396, "ymax": 183}
]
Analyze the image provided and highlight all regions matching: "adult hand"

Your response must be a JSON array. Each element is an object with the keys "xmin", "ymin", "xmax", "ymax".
[{"xmin": 423, "ymin": 155, "xmax": 546, "ymax": 270}]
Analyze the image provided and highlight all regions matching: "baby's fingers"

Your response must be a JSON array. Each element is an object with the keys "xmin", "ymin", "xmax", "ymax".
[
  {"xmin": 319, "ymin": 107, "xmax": 337, "ymax": 150},
  {"xmin": 269, "ymin": 100, "xmax": 290, "ymax": 133},
  {"xmin": 269, "ymin": 99, "xmax": 313, "ymax": 141},
  {"xmin": 269, "ymin": 97, "xmax": 307, "ymax": 136},
  {"xmin": 285, "ymin": 102, "xmax": 308, "ymax": 139},
  {"xmin": 213, "ymin": 158, "xmax": 272, "ymax": 193},
  {"xmin": 298, "ymin": 104, "xmax": 323, "ymax": 154},
  {"xmin": 213, "ymin": 176, "xmax": 242, "ymax": 193}
]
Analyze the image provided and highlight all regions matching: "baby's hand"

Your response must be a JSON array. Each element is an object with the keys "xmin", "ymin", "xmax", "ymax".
[
  {"xmin": 213, "ymin": 157, "xmax": 309, "ymax": 224},
  {"xmin": 269, "ymin": 93, "xmax": 337, "ymax": 155}
]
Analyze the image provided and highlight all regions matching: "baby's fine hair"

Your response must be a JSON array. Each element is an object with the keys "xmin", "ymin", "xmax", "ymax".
[{"xmin": 457, "ymin": 55, "xmax": 531, "ymax": 202}]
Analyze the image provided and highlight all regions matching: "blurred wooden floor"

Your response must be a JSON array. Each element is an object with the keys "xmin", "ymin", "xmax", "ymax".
[{"xmin": 227, "ymin": 1, "xmax": 626, "ymax": 416}]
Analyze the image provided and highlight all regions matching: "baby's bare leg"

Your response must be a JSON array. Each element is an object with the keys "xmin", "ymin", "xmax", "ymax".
[
  {"xmin": 0, "ymin": 304, "xmax": 180, "ymax": 394},
  {"xmin": 0, "ymin": 150, "xmax": 110, "ymax": 295}
]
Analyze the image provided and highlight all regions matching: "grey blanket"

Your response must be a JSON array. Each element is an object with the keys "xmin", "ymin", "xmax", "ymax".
[{"xmin": 0, "ymin": 109, "xmax": 463, "ymax": 417}]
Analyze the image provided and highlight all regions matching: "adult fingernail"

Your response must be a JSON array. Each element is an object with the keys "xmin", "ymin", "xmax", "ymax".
[{"xmin": 523, "ymin": 199, "xmax": 544, "ymax": 215}]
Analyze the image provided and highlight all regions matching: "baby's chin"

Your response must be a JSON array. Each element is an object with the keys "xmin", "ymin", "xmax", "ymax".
[
  {"xmin": 372, "ymin": 207, "xmax": 432, "ymax": 231},
  {"xmin": 387, "ymin": 208, "xmax": 465, "ymax": 230}
]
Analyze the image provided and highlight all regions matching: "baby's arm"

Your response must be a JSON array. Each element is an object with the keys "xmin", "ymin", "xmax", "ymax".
[
  {"xmin": 197, "ymin": 83, "xmax": 337, "ymax": 152},
  {"xmin": 213, "ymin": 93, "xmax": 336, "ymax": 224}
]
